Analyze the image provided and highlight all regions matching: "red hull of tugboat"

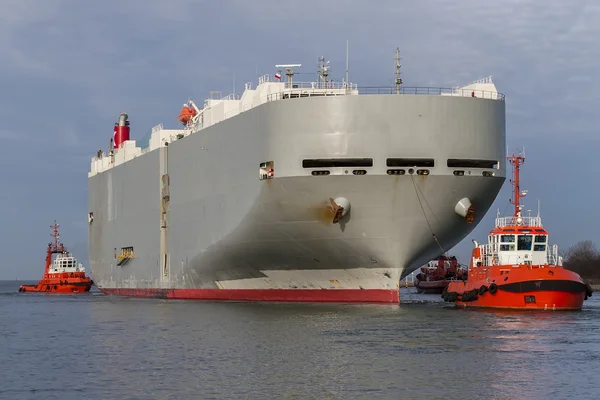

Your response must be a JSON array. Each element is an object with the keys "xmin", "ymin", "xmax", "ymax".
[
  {"xmin": 415, "ymin": 280, "xmax": 450, "ymax": 294},
  {"xmin": 445, "ymin": 266, "xmax": 590, "ymax": 310},
  {"xmin": 19, "ymin": 273, "xmax": 93, "ymax": 293}
]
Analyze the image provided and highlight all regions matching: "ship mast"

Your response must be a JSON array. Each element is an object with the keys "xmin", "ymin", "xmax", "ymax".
[
  {"xmin": 394, "ymin": 47, "xmax": 403, "ymax": 94},
  {"xmin": 45, "ymin": 220, "xmax": 65, "ymax": 275},
  {"xmin": 317, "ymin": 56, "xmax": 330, "ymax": 88},
  {"xmin": 507, "ymin": 152, "xmax": 526, "ymax": 218}
]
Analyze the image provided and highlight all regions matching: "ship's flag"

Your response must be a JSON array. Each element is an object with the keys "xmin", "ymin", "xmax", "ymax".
[{"xmin": 274, "ymin": 73, "xmax": 281, "ymax": 80}]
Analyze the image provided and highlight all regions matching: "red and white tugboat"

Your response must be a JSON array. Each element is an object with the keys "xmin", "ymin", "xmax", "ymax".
[
  {"xmin": 443, "ymin": 151, "xmax": 593, "ymax": 310},
  {"xmin": 19, "ymin": 221, "xmax": 93, "ymax": 294},
  {"xmin": 414, "ymin": 255, "xmax": 467, "ymax": 294}
]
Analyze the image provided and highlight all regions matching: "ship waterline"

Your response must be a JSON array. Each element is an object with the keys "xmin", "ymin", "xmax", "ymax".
[{"xmin": 88, "ymin": 65, "xmax": 506, "ymax": 303}]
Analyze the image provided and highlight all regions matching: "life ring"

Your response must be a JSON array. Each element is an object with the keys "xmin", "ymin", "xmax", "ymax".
[
  {"xmin": 470, "ymin": 290, "xmax": 478, "ymax": 301},
  {"xmin": 462, "ymin": 291, "xmax": 470, "ymax": 302},
  {"xmin": 489, "ymin": 283, "xmax": 498, "ymax": 294},
  {"xmin": 478, "ymin": 285, "xmax": 488, "ymax": 295},
  {"xmin": 446, "ymin": 292, "xmax": 458, "ymax": 302}
]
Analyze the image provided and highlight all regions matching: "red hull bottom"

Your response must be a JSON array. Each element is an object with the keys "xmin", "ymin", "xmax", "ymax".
[
  {"xmin": 444, "ymin": 266, "xmax": 592, "ymax": 311},
  {"xmin": 452, "ymin": 290, "xmax": 586, "ymax": 310},
  {"xmin": 100, "ymin": 287, "xmax": 400, "ymax": 304},
  {"xmin": 19, "ymin": 275, "xmax": 93, "ymax": 294},
  {"xmin": 19, "ymin": 283, "xmax": 92, "ymax": 294}
]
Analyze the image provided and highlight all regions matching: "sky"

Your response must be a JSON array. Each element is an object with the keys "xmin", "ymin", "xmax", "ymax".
[{"xmin": 1, "ymin": 0, "xmax": 599, "ymax": 279}]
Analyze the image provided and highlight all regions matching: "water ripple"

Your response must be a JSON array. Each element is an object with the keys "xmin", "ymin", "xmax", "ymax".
[{"xmin": 1, "ymin": 281, "xmax": 598, "ymax": 399}]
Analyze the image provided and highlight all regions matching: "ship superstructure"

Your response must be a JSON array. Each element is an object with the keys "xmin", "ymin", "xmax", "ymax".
[{"xmin": 88, "ymin": 51, "xmax": 507, "ymax": 303}]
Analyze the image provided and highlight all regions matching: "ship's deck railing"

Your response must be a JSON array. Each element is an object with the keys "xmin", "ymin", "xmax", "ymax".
[
  {"xmin": 495, "ymin": 216, "xmax": 543, "ymax": 228},
  {"xmin": 266, "ymin": 85, "xmax": 504, "ymax": 101},
  {"xmin": 283, "ymin": 81, "xmax": 358, "ymax": 90},
  {"xmin": 359, "ymin": 86, "xmax": 504, "ymax": 99},
  {"xmin": 468, "ymin": 76, "xmax": 493, "ymax": 84}
]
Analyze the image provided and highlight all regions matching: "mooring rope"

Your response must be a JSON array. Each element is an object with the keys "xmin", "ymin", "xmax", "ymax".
[{"xmin": 410, "ymin": 174, "xmax": 447, "ymax": 257}]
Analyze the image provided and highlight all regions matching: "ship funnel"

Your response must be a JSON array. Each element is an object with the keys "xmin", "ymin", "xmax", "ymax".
[
  {"xmin": 118, "ymin": 113, "xmax": 129, "ymax": 126},
  {"xmin": 114, "ymin": 112, "xmax": 131, "ymax": 149}
]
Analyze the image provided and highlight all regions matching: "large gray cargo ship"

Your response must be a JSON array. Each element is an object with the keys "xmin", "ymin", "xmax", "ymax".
[{"xmin": 87, "ymin": 54, "xmax": 506, "ymax": 303}]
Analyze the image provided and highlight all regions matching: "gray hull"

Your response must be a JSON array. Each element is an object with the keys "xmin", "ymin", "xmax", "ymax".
[{"xmin": 88, "ymin": 93, "xmax": 506, "ymax": 302}]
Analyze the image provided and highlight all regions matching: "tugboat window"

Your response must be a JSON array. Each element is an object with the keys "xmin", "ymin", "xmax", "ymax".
[
  {"xmin": 534, "ymin": 244, "xmax": 546, "ymax": 251},
  {"xmin": 501, "ymin": 235, "xmax": 515, "ymax": 242},
  {"xmin": 534, "ymin": 235, "xmax": 547, "ymax": 243},
  {"xmin": 517, "ymin": 235, "xmax": 533, "ymax": 251}
]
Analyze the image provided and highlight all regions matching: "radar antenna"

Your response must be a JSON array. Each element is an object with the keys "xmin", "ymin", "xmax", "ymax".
[
  {"xmin": 50, "ymin": 220, "xmax": 61, "ymax": 251},
  {"xmin": 394, "ymin": 47, "xmax": 403, "ymax": 94},
  {"xmin": 507, "ymin": 151, "xmax": 526, "ymax": 218},
  {"xmin": 275, "ymin": 64, "xmax": 301, "ymax": 88}
]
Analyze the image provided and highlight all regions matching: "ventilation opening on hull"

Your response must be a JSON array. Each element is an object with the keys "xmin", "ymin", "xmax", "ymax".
[
  {"xmin": 453, "ymin": 170, "xmax": 465, "ymax": 176},
  {"xmin": 352, "ymin": 170, "xmax": 367, "ymax": 175},
  {"xmin": 302, "ymin": 158, "xmax": 373, "ymax": 168},
  {"xmin": 482, "ymin": 171, "xmax": 495, "ymax": 177},
  {"xmin": 311, "ymin": 170, "xmax": 330, "ymax": 176},
  {"xmin": 447, "ymin": 159, "xmax": 498, "ymax": 169},
  {"xmin": 259, "ymin": 161, "xmax": 274, "ymax": 180},
  {"xmin": 117, "ymin": 246, "xmax": 135, "ymax": 267},
  {"xmin": 387, "ymin": 169, "xmax": 406, "ymax": 175},
  {"xmin": 416, "ymin": 169, "xmax": 430, "ymax": 175},
  {"xmin": 386, "ymin": 158, "xmax": 434, "ymax": 167}
]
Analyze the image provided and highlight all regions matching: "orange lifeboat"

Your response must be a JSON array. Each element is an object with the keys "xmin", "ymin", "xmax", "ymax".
[
  {"xmin": 443, "ymin": 151, "xmax": 593, "ymax": 310},
  {"xmin": 18, "ymin": 221, "xmax": 93, "ymax": 294},
  {"xmin": 178, "ymin": 105, "xmax": 196, "ymax": 125}
]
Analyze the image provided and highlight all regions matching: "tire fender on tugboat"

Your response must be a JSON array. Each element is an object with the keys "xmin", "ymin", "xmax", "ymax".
[{"xmin": 488, "ymin": 282, "xmax": 498, "ymax": 294}]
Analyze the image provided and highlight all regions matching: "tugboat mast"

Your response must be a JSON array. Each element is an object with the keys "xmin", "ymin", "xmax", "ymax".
[
  {"xmin": 45, "ymin": 221, "xmax": 66, "ymax": 276},
  {"xmin": 507, "ymin": 152, "xmax": 526, "ymax": 218}
]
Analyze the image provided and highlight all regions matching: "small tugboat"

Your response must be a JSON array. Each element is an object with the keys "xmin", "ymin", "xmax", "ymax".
[
  {"xmin": 19, "ymin": 221, "xmax": 93, "ymax": 294},
  {"xmin": 443, "ymin": 151, "xmax": 593, "ymax": 310},
  {"xmin": 414, "ymin": 255, "xmax": 467, "ymax": 294}
]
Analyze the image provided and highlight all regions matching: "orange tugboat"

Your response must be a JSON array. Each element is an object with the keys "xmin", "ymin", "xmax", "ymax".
[
  {"xmin": 19, "ymin": 221, "xmax": 93, "ymax": 294},
  {"xmin": 443, "ymin": 151, "xmax": 593, "ymax": 310},
  {"xmin": 414, "ymin": 255, "xmax": 467, "ymax": 294}
]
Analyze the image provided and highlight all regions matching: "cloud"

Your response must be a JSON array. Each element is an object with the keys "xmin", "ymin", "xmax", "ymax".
[
  {"xmin": 0, "ymin": 0, "xmax": 599, "ymax": 278},
  {"xmin": 0, "ymin": 129, "xmax": 27, "ymax": 142}
]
